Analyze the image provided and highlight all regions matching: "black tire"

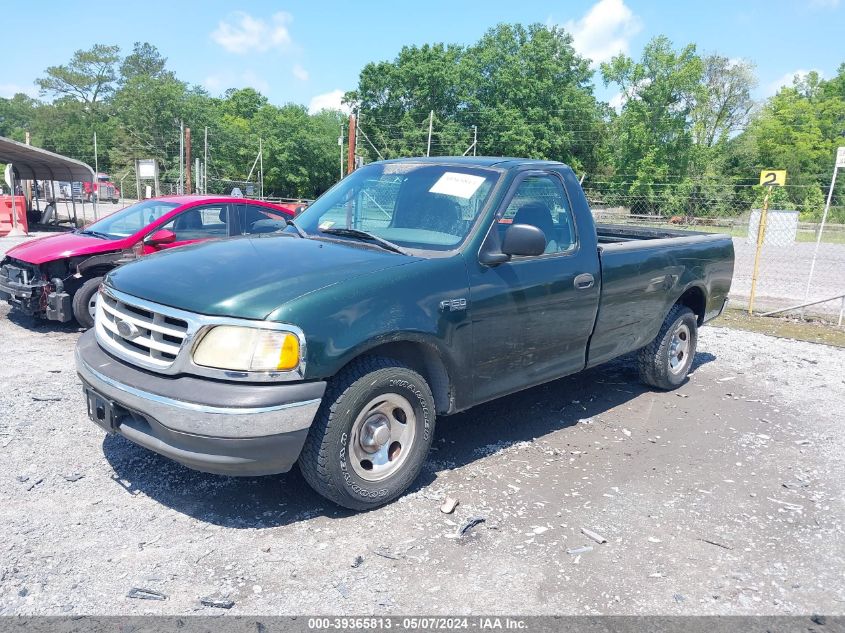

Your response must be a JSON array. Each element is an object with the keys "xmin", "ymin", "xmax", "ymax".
[
  {"xmin": 71, "ymin": 276, "xmax": 103, "ymax": 329},
  {"xmin": 637, "ymin": 304, "xmax": 698, "ymax": 390},
  {"xmin": 298, "ymin": 356, "xmax": 436, "ymax": 510}
]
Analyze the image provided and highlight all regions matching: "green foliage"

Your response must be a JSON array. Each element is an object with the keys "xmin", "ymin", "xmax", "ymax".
[
  {"xmin": 36, "ymin": 44, "xmax": 121, "ymax": 106},
  {"xmin": 2, "ymin": 30, "xmax": 843, "ymax": 211},
  {"xmin": 600, "ymin": 36, "xmax": 705, "ymax": 214},
  {"xmin": 346, "ymin": 23, "xmax": 607, "ymax": 174},
  {"xmin": 752, "ymin": 184, "xmax": 793, "ymax": 210},
  {"xmin": 801, "ymin": 184, "xmax": 826, "ymax": 221}
]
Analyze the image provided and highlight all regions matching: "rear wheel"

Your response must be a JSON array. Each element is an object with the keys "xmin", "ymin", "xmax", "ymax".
[
  {"xmin": 298, "ymin": 356, "xmax": 436, "ymax": 510},
  {"xmin": 637, "ymin": 304, "xmax": 698, "ymax": 390},
  {"xmin": 71, "ymin": 276, "xmax": 103, "ymax": 329}
]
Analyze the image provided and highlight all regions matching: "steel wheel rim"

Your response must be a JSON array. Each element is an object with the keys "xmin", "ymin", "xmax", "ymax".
[
  {"xmin": 348, "ymin": 393, "xmax": 417, "ymax": 482},
  {"xmin": 668, "ymin": 322, "xmax": 691, "ymax": 374},
  {"xmin": 88, "ymin": 294, "xmax": 98, "ymax": 319}
]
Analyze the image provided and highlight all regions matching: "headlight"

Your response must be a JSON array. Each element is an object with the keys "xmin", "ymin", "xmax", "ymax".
[{"xmin": 193, "ymin": 326, "xmax": 302, "ymax": 372}]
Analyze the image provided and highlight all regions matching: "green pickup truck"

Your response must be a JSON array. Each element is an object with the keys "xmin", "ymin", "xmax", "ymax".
[{"xmin": 75, "ymin": 157, "xmax": 734, "ymax": 509}]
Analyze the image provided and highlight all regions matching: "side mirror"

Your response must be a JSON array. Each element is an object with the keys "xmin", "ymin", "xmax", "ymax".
[
  {"xmin": 144, "ymin": 229, "xmax": 176, "ymax": 247},
  {"xmin": 501, "ymin": 223, "xmax": 546, "ymax": 257}
]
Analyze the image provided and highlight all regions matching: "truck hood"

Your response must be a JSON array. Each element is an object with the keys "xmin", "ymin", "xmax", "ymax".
[
  {"xmin": 106, "ymin": 234, "xmax": 420, "ymax": 320},
  {"xmin": 5, "ymin": 231, "xmax": 118, "ymax": 265}
]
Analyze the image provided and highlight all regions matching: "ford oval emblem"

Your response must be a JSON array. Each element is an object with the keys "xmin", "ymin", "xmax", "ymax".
[{"xmin": 115, "ymin": 319, "xmax": 140, "ymax": 340}]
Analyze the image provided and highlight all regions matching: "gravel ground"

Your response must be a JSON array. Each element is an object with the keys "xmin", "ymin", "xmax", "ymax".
[
  {"xmin": 1, "ymin": 232, "xmax": 844, "ymax": 616},
  {"xmin": 0, "ymin": 299, "xmax": 843, "ymax": 615}
]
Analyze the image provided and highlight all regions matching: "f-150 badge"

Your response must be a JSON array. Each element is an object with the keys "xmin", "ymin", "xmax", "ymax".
[{"xmin": 439, "ymin": 298, "xmax": 467, "ymax": 311}]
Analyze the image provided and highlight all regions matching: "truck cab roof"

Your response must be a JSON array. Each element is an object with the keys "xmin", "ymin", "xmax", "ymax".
[{"xmin": 377, "ymin": 156, "xmax": 571, "ymax": 170}]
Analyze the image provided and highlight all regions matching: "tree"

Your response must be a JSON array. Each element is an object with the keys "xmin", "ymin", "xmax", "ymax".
[
  {"xmin": 601, "ymin": 36, "xmax": 704, "ymax": 213},
  {"xmin": 120, "ymin": 42, "xmax": 170, "ymax": 82},
  {"xmin": 461, "ymin": 24, "xmax": 607, "ymax": 172},
  {"xmin": 0, "ymin": 93, "xmax": 38, "ymax": 141},
  {"xmin": 740, "ymin": 67, "xmax": 845, "ymax": 204},
  {"xmin": 36, "ymin": 44, "xmax": 120, "ymax": 107},
  {"xmin": 692, "ymin": 55, "xmax": 757, "ymax": 148}
]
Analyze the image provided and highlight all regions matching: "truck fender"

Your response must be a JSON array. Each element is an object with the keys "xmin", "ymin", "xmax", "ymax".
[{"xmin": 330, "ymin": 331, "xmax": 457, "ymax": 415}]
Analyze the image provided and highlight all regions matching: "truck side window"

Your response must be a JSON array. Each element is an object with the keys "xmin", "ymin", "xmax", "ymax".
[
  {"xmin": 501, "ymin": 175, "xmax": 576, "ymax": 255},
  {"xmin": 162, "ymin": 204, "xmax": 231, "ymax": 241}
]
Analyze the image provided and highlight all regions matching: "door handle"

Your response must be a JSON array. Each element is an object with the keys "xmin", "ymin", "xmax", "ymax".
[{"xmin": 574, "ymin": 273, "xmax": 595, "ymax": 290}]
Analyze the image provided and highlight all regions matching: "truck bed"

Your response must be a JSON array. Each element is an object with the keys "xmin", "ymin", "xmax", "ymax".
[
  {"xmin": 596, "ymin": 223, "xmax": 709, "ymax": 244},
  {"xmin": 586, "ymin": 224, "xmax": 735, "ymax": 368}
]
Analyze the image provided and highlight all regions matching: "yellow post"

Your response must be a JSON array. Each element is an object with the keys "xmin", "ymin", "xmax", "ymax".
[{"xmin": 748, "ymin": 188, "xmax": 771, "ymax": 314}]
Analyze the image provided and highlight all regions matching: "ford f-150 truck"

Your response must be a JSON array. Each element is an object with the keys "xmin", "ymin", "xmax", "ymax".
[{"xmin": 75, "ymin": 157, "xmax": 734, "ymax": 510}]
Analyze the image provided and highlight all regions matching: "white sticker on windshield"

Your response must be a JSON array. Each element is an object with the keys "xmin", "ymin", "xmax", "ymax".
[
  {"xmin": 319, "ymin": 220, "xmax": 335, "ymax": 230},
  {"xmin": 428, "ymin": 172, "xmax": 486, "ymax": 199}
]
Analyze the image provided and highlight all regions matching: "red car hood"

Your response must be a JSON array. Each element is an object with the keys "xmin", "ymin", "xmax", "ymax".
[{"xmin": 4, "ymin": 232, "xmax": 120, "ymax": 265}]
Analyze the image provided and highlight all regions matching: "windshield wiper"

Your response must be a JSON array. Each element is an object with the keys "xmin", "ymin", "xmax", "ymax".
[
  {"xmin": 78, "ymin": 229, "xmax": 112, "ymax": 240},
  {"xmin": 285, "ymin": 218, "xmax": 308, "ymax": 238},
  {"xmin": 319, "ymin": 227, "xmax": 408, "ymax": 255}
]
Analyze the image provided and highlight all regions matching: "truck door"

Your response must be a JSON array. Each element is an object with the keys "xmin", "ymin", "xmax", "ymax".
[{"xmin": 468, "ymin": 170, "xmax": 601, "ymax": 403}]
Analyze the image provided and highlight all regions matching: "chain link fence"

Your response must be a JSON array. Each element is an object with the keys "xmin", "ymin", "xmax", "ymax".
[{"xmin": 585, "ymin": 182, "xmax": 845, "ymax": 324}]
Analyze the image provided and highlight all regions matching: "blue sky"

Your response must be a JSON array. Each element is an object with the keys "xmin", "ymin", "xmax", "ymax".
[{"xmin": 3, "ymin": 0, "xmax": 843, "ymax": 110}]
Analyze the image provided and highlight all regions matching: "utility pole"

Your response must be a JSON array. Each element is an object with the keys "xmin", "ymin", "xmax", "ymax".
[
  {"xmin": 185, "ymin": 127, "xmax": 192, "ymax": 194},
  {"xmin": 347, "ymin": 114, "xmax": 356, "ymax": 175},
  {"xmin": 23, "ymin": 131, "xmax": 32, "ymax": 211},
  {"xmin": 259, "ymin": 137, "xmax": 264, "ymax": 199},
  {"xmin": 204, "ymin": 126, "xmax": 208, "ymax": 195},
  {"xmin": 179, "ymin": 121, "xmax": 184, "ymax": 194},
  {"xmin": 92, "ymin": 131, "xmax": 99, "ymax": 219},
  {"xmin": 426, "ymin": 110, "xmax": 434, "ymax": 157},
  {"xmin": 135, "ymin": 158, "xmax": 141, "ymax": 200}
]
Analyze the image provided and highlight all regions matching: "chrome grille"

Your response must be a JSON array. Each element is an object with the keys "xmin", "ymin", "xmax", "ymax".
[{"xmin": 96, "ymin": 289, "xmax": 189, "ymax": 370}]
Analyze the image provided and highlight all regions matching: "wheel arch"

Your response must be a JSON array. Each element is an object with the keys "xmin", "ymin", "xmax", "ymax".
[
  {"xmin": 674, "ymin": 283, "xmax": 707, "ymax": 325},
  {"xmin": 334, "ymin": 337, "xmax": 454, "ymax": 415}
]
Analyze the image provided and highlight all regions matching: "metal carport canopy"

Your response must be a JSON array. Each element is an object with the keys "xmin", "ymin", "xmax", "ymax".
[{"xmin": 0, "ymin": 135, "xmax": 94, "ymax": 183}]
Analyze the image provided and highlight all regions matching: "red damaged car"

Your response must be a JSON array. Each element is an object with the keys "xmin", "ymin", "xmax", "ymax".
[{"xmin": 0, "ymin": 195, "xmax": 294, "ymax": 328}]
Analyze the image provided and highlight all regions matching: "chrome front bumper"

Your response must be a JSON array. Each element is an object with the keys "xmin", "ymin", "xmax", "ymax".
[{"xmin": 75, "ymin": 329, "xmax": 325, "ymax": 475}]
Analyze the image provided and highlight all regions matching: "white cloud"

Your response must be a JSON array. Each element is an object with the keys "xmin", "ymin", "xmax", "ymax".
[
  {"xmin": 562, "ymin": 0, "xmax": 642, "ymax": 67},
  {"xmin": 308, "ymin": 89, "xmax": 350, "ymax": 114},
  {"xmin": 608, "ymin": 92, "xmax": 625, "ymax": 112},
  {"xmin": 766, "ymin": 68, "xmax": 822, "ymax": 95},
  {"xmin": 211, "ymin": 11, "xmax": 293, "ymax": 54},
  {"xmin": 0, "ymin": 83, "xmax": 37, "ymax": 98},
  {"xmin": 203, "ymin": 71, "xmax": 270, "ymax": 95},
  {"xmin": 292, "ymin": 64, "xmax": 309, "ymax": 81}
]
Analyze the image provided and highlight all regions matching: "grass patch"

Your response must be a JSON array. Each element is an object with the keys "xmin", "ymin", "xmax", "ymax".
[{"xmin": 712, "ymin": 307, "xmax": 845, "ymax": 347}]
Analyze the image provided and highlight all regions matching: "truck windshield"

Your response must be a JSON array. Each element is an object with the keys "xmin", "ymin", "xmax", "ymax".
[
  {"xmin": 293, "ymin": 163, "xmax": 499, "ymax": 252},
  {"xmin": 79, "ymin": 199, "xmax": 180, "ymax": 239}
]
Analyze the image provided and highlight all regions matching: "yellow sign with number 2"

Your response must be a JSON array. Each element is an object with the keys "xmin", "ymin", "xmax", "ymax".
[{"xmin": 759, "ymin": 170, "xmax": 787, "ymax": 186}]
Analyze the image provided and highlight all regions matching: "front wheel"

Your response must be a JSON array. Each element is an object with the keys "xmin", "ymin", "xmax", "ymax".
[
  {"xmin": 637, "ymin": 304, "xmax": 698, "ymax": 390},
  {"xmin": 298, "ymin": 357, "xmax": 436, "ymax": 510},
  {"xmin": 71, "ymin": 276, "xmax": 103, "ymax": 329}
]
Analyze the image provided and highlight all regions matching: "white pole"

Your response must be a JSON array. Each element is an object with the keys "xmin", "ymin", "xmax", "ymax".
[
  {"xmin": 203, "ymin": 126, "xmax": 208, "ymax": 195},
  {"xmin": 179, "ymin": 121, "xmax": 184, "ymax": 195},
  {"xmin": 473, "ymin": 125, "xmax": 477, "ymax": 156},
  {"xmin": 803, "ymin": 163, "xmax": 838, "ymax": 303},
  {"xmin": 339, "ymin": 128, "xmax": 344, "ymax": 181},
  {"xmin": 426, "ymin": 110, "xmax": 434, "ymax": 157},
  {"xmin": 259, "ymin": 138, "xmax": 264, "ymax": 199}
]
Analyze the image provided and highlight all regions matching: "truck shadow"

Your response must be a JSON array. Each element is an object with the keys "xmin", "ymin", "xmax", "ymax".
[{"xmin": 102, "ymin": 351, "xmax": 715, "ymax": 528}]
